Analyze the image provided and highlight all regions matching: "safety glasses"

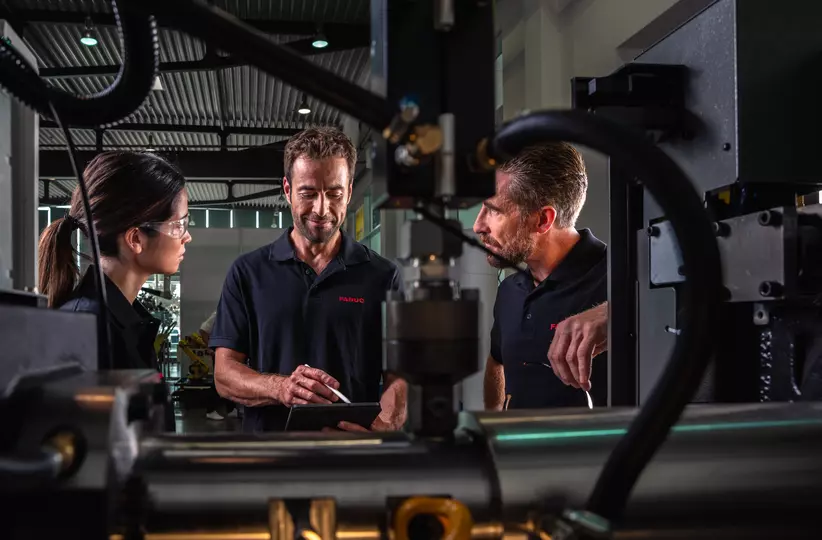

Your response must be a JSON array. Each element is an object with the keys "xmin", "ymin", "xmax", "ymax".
[{"xmin": 141, "ymin": 213, "xmax": 190, "ymax": 239}]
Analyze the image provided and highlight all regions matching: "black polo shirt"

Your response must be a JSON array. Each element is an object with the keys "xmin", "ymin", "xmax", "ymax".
[
  {"xmin": 60, "ymin": 267, "xmax": 160, "ymax": 371},
  {"xmin": 209, "ymin": 228, "xmax": 402, "ymax": 432},
  {"xmin": 490, "ymin": 229, "xmax": 608, "ymax": 409}
]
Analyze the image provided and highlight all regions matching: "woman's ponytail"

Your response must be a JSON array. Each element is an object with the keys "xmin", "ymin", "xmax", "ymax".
[{"xmin": 37, "ymin": 216, "xmax": 81, "ymax": 308}]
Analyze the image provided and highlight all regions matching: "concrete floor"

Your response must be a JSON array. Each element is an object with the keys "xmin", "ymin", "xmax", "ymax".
[
  {"xmin": 164, "ymin": 364, "xmax": 242, "ymax": 434},
  {"xmin": 174, "ymin": 407, "xmax": 242, "ymax": 434}
]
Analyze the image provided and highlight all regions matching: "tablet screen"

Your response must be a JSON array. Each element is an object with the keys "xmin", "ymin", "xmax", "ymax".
[{"xmin": 284, "ymin": 402, "xmax": 382, "ymax": 431}]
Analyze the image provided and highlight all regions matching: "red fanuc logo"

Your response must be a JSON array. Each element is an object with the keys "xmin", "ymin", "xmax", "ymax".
[
  {"xmin": 550, "ymin": 323, "xmax": 558, "ymax": 330},
  {"xmin": 339, "ymin": 296, "xmax": 365, "ymax": 304}
]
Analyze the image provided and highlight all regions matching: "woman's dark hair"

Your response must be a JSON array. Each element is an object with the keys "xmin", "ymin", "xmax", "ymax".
[{"xmin": 38, "ymin": 151, "xmax": 186, "ymax": 308}]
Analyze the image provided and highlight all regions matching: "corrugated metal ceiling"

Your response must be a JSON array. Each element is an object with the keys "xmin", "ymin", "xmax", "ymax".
[
  {"xmin": 14, "ymin": 0, "xmax": 370, "ymax": 152},
  {"xmin": 7, "ymin": 0, "xmax": 369, "ymax": 20}
]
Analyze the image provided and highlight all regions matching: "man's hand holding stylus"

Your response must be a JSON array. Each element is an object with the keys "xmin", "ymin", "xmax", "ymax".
[{"xmin": 276, "ymin": 364, "xmax": 340, "ymax": 406}]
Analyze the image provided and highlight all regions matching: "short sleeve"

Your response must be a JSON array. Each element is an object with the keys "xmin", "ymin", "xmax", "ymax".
[
  {"xmin": 490, "ymin": 288, "xmax": 503, "ymax": 364},
  {"xmin": 388, "ymin": 264, "xmax": 405, "ymax": 295},
  {"xmin": 209, "ymin": 262, "xmax": 250, "ymax": 355}
]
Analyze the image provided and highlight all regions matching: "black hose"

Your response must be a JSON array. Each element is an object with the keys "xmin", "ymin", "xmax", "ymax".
[
  {"xmin": 491, "ymin": 110, "xmax": 722, "ymax": 523},
  {"xmin": 129, "ymin": 0, "xmax": 395, "ymax": 131},
  {"xmin": 0, "ymin": 0, "xmax": 157, "ymax": 127},
  {"xmin": 50, "ymin": 103, "xmax": 113, "ymax": 371}
]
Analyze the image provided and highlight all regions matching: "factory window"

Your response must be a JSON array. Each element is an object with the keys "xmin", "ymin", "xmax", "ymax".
[
  {"xmin": 234, "ymin": 209, "xmax": 257, "ymax": 228},
  {"xmin": 189, "ymin": 209, "xmax": 207, "ymax": 229},
  {"xmin": 208, "ymin": 209, "xmax": 231, "ymax": 228},
  {"xmin": 189, "ymin": 208, "xmax": 285, "ymax": 229},
  {"xmin": 38, "ymin": 207, "xmax": 50, "ymax": 235}
]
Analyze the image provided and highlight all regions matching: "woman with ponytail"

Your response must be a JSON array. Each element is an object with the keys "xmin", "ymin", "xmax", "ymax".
[{"xmin": 38, "ymin": 151, "xmax": 192, "ymax": 370}]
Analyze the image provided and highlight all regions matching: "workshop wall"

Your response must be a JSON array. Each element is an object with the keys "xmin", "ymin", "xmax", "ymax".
[{"xmin": 178, "ymin": 228, "xmax": 285, "ymax": 338}]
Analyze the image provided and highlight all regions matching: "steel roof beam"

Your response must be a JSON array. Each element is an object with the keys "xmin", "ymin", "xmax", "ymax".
[
  {"xmin": 40, "ymin": 120, "xmax": 300, "ymax": 137},
  {"xmin": 40, "ymin": 147, "xmax": 286, "ymax": 179}
]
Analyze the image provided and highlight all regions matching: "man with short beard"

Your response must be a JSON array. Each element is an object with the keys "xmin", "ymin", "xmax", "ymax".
[
  {"xmin": 210, "ymin": 127, "xmax": 407, "ymax": 432},
  {"xmin": 474, "ymin": 142, "xmax": 608, "ymax": 410}
]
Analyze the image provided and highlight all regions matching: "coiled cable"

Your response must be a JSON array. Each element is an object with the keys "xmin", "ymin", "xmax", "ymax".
[{"xmin": 0, "ymin": 0, "xmax": 158, "ymax": 127}]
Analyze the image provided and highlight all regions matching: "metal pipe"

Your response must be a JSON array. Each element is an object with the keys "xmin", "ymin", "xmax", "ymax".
[
  {"xmin": 128, "ymin": 405, "xmax": 822, "ymax": 536},
  {"xmin": 134, "ymin": 434, "xmax": 496, "ymax": 522}
]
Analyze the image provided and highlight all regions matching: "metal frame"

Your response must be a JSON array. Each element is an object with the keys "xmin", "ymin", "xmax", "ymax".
[
  {"xmin": 39, "ymin": 147, "xmax": 286, "ymax": 179},
  {"xmin": 41, "ymin": 120, "xmax": 299, "ymax": 137},
  {"xmin": 39, "ymin": 178, "xmax": 284, "ymax": 209},
  {"xmin": 607, "ymin": 168, "xmax": 641, "ymax": 406},
  {"xmin": 40, "ymin": 119, "xmax": 300, "ymax": 152}
]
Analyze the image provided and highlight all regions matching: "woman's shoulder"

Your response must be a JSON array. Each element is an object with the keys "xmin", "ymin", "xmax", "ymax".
[{"xmin": 58, "ymin": 291, "xmax": 101, "ymax": 315}]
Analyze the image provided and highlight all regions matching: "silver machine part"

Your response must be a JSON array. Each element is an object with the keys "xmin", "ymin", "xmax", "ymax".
[
  {"xmin": 127, "ymin": 403, "xmax": 822, "ymax": 536},
  {"xmin": 436, "ymin": 113, "xmax": 456, "ymax": 200},
  {"xmin": 649, "ymin": 207, "xmax": 797, "ymax": 302}
]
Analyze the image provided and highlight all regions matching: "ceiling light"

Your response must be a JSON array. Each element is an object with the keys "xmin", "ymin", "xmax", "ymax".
[
  {"xmin": 297, "ymin": 95, "xmax": 311, "ymax": 115},
  {"xmin": 152, "ymin": 76, "xmax": 164, "ymax": 91},
  {"xmin": 311, "ymin": 34, "xmax": 329, "ymax": 49},
  {"xmin": 146, "ymin": 134, "xmax": 157, "ymax": 153},
  {"xmin": 80, "ymin": 31, "xmax": 98, "ymax": 47},
  {"xmin": 80, "ymin": 17, "xmax": 97, "ymax": 47}
]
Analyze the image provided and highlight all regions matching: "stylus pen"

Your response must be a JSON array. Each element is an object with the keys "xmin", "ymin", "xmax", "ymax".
[
  {"xmin": 526, "ymin": 361, "xmax": 594, "ymax": 409},
  {"xmin": 303, "ymin": 364, "xmax": 352, "ymax": 403},
  {"xmin": 538, "ymin": 362, "xmax": 594, "ymax": 409}
]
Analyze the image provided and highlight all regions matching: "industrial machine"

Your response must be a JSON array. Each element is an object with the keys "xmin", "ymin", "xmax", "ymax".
[
  {"xmin": 0, "ymin": 0, "xmax": 821, "ymax": 539},
  {"xmin": 573, "ymin": 0, "xmax": 822, "ymax": 406}
]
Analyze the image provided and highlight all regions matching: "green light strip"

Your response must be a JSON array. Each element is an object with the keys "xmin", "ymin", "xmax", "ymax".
[{"xmin": 494, "ymin": 418, "xmax": 822, "ymax": 443}]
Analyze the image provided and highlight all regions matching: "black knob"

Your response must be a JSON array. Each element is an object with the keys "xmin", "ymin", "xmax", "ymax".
[
  {"xmin": 759, "ymin": 281, "xmax": 784, "ymax": 298},
  {"xmin": 712, "ymin": 221, "xmax": 730, "ymax": 237},
  {"xmin": 758, "ymin": 210, "xmax": 782, "ymax": 227},
  {"xmin": 646, "ymin": 225, "xmax": 660, "ymax": 237}
]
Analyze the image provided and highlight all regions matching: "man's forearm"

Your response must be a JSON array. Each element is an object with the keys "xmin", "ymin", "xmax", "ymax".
[
  {"xmin": 378, "ymin": 374, "xmax": 407, "ymax": 430},
  {"xmin": 484, "ymin": 356, "xmax": 505, "ymax": 411},
  {"xmin": 214, "ymin": 352, "xmax": 284, "ymax": 407}
]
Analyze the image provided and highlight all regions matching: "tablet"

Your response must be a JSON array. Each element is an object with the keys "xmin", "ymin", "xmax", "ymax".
[{"xmin": 284, "ymin": 402, "xmax": 382, "ymax": 432}]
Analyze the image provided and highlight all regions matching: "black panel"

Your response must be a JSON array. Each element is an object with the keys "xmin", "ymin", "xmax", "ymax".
[{"xmin": 735, "ymin": 0, "xmax": 822, "ymax": 185}]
